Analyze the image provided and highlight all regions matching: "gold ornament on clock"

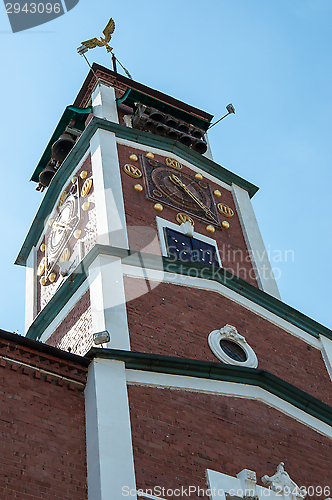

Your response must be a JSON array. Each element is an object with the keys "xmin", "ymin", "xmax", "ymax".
[
  {"xmin": 165, "ymin": 158, "xmax": 182, "ymax": 170},
  {"xmin": 123, "ymin": 164, "xmax": 142, "ymax": 178}
]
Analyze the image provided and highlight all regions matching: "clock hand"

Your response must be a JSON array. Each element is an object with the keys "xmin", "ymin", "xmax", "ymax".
[{"xmin": 169, "ymin": 175, "xmax": 219, "ymax": 224}]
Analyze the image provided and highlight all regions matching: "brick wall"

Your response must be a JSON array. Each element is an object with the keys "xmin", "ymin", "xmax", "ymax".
[
  {"xmin": 46, "ymin": 290, "xmax": 92, "ymax": 356},
  {"xmin": 125, "ymin": 278, "xmax": 331, "ymax": 405},
  {"xmin": 118, "ymin": 143, "xmax": 258, "ymax": 287},
  {"xmin": 128, "ymin": 386, "xmax": 332, "ymax": 500},
  {"xmin": 0, "ymin": 333, "xmax": 88, "ymax": 499}
]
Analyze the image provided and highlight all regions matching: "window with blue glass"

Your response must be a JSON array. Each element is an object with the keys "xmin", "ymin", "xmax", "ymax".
[{"xmin": 165, "ymin": 228, "xmax": 219, "ymax": 266}]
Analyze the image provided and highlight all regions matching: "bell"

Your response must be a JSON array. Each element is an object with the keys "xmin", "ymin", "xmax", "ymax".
[
  {"xmin": 191, "ymin": 128, "xmax": 203, "ymax": 139},
  {"xmin": 165, "ymin": 116, "xmax": 178, "ymax": 129},
  {"xmin": 179, "ymin": 134, "xmax": 192, "ymax": 147},
  {"xmin": 166, "ymin": 128, "xmax": 180, "ymax": 140},
  {"xmin": 177, "ymin": 122, "xmax": 190, "ymax": 134},
  {"xmin": 149, "ymin": 108, "xmax": 165, "ymax": 123},
  {"xmin": 192, "ymin": 139, "xmax": 207, "ymax": 154},
  {"xmin": 155, "ymin": 123, "xmax": 167, "ymax": 136},
  {"xmin": 51, "ymin": 133, "xmax": 76, "ymax": 162},
  {"xmin": 39, "ymin": 162, "xmax": 56, "ymax": 187},
  {"xmin": 145, "ymin": 119, "xmax": 156, "ymax": 132}
]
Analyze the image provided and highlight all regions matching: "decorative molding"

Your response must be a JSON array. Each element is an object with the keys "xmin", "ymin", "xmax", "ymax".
[
  {"xmin": 208, "ymin": 324, "xmax": 258, "ymax": 368},
  {"xmin": 207, "ymin": 467, "xmax": 306, "ymax": 500},
  {"xmin": 262, "ymin": 463, "xmax": 306, "ymax": 500}
]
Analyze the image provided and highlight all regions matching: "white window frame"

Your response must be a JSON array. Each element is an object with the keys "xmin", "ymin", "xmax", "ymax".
[{"xmin": 156, "ymin": 216, "xmax": 222, "ymax": 267}]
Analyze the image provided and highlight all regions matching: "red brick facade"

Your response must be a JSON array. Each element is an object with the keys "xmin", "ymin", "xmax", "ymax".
[
  {"xmin": 125, "ymin": 278, "xmax": 331, "ymax": 405},
  {"xmin": 128, "ymin": 386, "xmax": 332, "ymax": 500},
  {"xmin": 0, "ymin": 333, "xmax": 88, "ymax": 499}
]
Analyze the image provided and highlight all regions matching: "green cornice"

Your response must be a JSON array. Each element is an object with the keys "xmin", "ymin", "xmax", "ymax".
[
  {"xmin": 86, "ymin": 348, "xmax": 332, "ymax": 428},
  {"xmin": 16, "ymin": 116, "xmax": 258, "ymax": 267},
  {"xmin": 25, "ymin": 245, "xmax": 332, "ymax": 343}
]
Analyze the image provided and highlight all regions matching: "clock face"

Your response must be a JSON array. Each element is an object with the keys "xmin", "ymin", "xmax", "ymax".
[
  {"xmin": 45, "ymin": 181, "xmax": 80, "ymax": 276},
  {"xmin": 142, "ymin": 157, "xmax": 220, "ymax": 225}
]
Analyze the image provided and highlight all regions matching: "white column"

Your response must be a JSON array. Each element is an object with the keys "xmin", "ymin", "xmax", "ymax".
[
  {"xmin": 85, "ymin": 358, "xmax": 137, "ymax": 500},
  {"xmin": 92, "ymin": 83, "xmax": 119, "ymax": 124},
  {"xmin": 90, "ymin": 128, "xmax": 128, "ymax": 249},
  {"xmin": 320, "ymin": 335, "xmax": 332, "ymax": 381},
  {"xmin": 88, "ymin": 255, "xmax": 130, "ymax": 351},
  {"xmin": 25, "ymin": 247, "xmax": 36, "ymax": 334},
  {"xmin": 232, "ymin": 184, "xmax": 281, "ymax": 300}
]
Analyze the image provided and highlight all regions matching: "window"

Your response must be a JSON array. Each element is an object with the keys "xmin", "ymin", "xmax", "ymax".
[
  {"xmin": 208, "ymin": 325, "xmax": 258, "ymax": 368},
  {"xmin": 155, "ymin": 216, "xmax": 222, "ymax": 267},
  {"xmin": 165, "ymin": 228, "xmax": 219, "ymax": 266}
]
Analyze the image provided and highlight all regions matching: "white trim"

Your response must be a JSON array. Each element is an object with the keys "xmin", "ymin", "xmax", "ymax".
[
  {"xmin": 116, "ymin": 137, "xmax": 232, "ymax": 192},
  {"xmin": 39, "ymin": 279, "xmax": 90, "ymax": 342},
  {"xmin": 320, "ymin": 335, "xmax": 332, "ymax": 381},
  {"xmin": 88, "ymin": 255, "xmax": 130, "ymax": 351},
  {"xmin": 90, "ymin": 129, "xmax": 128, "ymax": 249},
  {"xmin": 85, "ymin": 359, "xmax": 137, "ymax": 500},
  {"xmin": 206, "ymin": 468, "xmax": 291, "ymax": 500},
  {"xmin": 125, "ymin": 370, "xmax": 332, "ymax": 439},
  {"xmin": 92, "ymin": 83, "xmax": 119, "ymax": 124},
  {"xmin": 121, "ymin": 265, "xmax": 321, "ymax": 349},
  {"xmin": 25, "ymin": 247, "xmax": 37, "ymax": 334},
  {"xmin": 232, "ymin": 184, "xmax": 281, "ymax": 300},
  {"xmin": 208, "ymin": 325, "xmax": 258, "ymax": 368},
  {"xmin": 156, "ymin": 216, "xmax": 222, "ymax": 266}
]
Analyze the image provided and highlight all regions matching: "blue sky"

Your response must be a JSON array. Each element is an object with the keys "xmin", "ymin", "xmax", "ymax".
[{"xmin": 0, "ymin": 0, "xmax": 331, "ymax": 333}]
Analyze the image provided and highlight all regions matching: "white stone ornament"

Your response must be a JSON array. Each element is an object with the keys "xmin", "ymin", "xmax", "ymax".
[
  {"xmin": 180, "ymin": 221, "xmax": 194, "ymax": 237},
  {"xmin": 208, "ymin": 324, "xmax": 258, "ymax": 368},
  {"xmin": 220, "ymin": 324, "xmax": 246, "ymax": 342},
  {"xmin": 262, "ymin": 463, "xmax": 306, "ymax": 500},
  {"xmin": 237, "ymin": 469, "xmax": 257, "ymax": 497}
]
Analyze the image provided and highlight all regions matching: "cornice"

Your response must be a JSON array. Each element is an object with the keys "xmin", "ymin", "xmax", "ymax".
[{"xmin": 86, "ymin": 348, "xmax": 332, "ymax": 429}]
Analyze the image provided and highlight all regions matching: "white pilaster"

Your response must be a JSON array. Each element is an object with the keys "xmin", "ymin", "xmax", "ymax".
[
  {"xmin": 90, "ymin": 128, "xmax": 128, "ymax": 248},
  {"xmin": 88, "ymin": 255, "xmax": 130, "ymax": 351},
  {"xmin": 232, "ymin": 184, "xmax": 281, "ymax": 300},
  {"xmin": 85, "ymin": 358, "xmax": 137, "ymax": 500},
  {"xmin": 25, "ymin": 247, "xmax": 36, "ymax": 334},
  {"xmin": 92, "ymin": 83, "xmax": 119, "ymax": 124},
  {"xmin": 320, "ymin": 335, "xmax": 332, "ymax": 381}
]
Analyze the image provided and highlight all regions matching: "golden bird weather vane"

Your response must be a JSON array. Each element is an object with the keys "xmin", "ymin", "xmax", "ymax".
[
  {"xmin": 77, "ymin": 18, "xmax": 132, "ymax": 79},
  {"xmin": 82, "ymin": 18, "xmax": 115, "ymax": 53}
]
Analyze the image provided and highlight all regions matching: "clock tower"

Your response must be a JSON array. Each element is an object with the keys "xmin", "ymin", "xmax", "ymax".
[{"xmin": 16, "ymin": 64, "xmax": 332, "ymax": 500}]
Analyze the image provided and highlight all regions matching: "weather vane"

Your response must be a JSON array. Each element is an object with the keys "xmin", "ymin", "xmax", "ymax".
[
  {"xmin": 81, "ymin": 18, "xmax": 115, "ymax": 53},
  {"xmin": 77, "ymin": 18, "xmax": 132, "ymax": 79}
]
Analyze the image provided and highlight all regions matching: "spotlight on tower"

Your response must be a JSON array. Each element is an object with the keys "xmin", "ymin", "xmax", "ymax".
[
  {"xmin": 226, "ymin": 103, "xmax": 235, "ymax": 114},
  {"xmin": 208, "ymin": 103, "xmax": 236, "ymax": 130},
  {"xmin": 77, "ymin": 45, "xmax": 89, "ymax": 55},
  {"xmin": 93, "ymin": 330, "xmax": 111, "ymax": 346}
]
